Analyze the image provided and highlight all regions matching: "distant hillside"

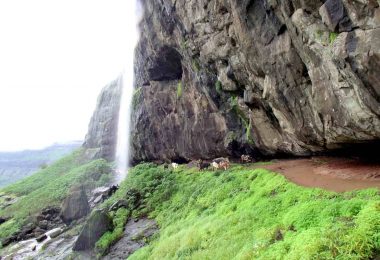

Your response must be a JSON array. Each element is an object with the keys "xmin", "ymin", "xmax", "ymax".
[{"xmin": 0, "ymin": 141, "xmax": 82, "ymax": 188}]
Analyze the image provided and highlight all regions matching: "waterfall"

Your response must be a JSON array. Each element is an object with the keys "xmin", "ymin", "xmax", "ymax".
[{"xmin": 114, "ymin": 0, "xmax": 141, "ymax": 183}]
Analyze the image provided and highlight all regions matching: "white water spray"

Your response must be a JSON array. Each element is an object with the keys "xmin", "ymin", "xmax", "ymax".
[{"xmin": 115, "ymin": 0, "xmax": 142, "ymax": 183}]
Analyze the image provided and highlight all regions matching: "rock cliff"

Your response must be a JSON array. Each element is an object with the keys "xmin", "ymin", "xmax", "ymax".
[
  {"xmin": 83, "ymin": 78, "xmax": 121, "ymax": 161},
  {"xmin": 87, "ymin": 0, "xmax": 380, "ymax": 162}
]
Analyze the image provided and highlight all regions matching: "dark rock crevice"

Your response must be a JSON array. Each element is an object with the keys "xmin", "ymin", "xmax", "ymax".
[{"xmin": 148, "ymin": 46, "xmax": 183, "ymax": 81}]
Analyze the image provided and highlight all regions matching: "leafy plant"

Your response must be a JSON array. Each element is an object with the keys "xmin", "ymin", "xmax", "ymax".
[
  {"xmin": 177, "ymin": 82, "xmax": 183, "ymax": 99},
  {"xmin": 329, "ymin": 32, "xmax": 339, "ymax": 44},
  {"xmin": 132, "ymin": 87, "xmax": 142, "ymax": 109}
]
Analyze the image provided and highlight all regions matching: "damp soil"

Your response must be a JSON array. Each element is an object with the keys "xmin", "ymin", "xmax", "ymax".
[{"xmin": 254, "ymin": 157, "xmax": 380, "ymax": 192}]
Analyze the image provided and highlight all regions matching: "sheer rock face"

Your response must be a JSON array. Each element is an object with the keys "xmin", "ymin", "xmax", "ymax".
[
  {"xmin": 129, "ymin": 0, "xmax": 380, "ymax": 162},
  {"xmin": 86, "ymin": 0, "xmax": 380, "ymax": 162},
  {"xmin": 83, "ymin": 78, "xmax": 122, "ymax": 161}
]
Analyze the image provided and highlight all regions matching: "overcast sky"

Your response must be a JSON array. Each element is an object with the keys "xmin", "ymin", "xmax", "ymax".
[{"xmin": 0, "ymin": 0, "xmax": 138, "ymax": 151}]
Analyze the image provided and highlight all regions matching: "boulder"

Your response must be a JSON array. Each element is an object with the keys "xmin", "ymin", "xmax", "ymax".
[
  {"xmin": 1, "ymin": 235, "xmax": 17, "ymax": 247},
  {"xmin": 48, "ymin": 228, "xmax": 63, "ymax": 239},
  {"xmin": 109, "ymin": 200, "xmax": 129, "ymax": 212},
  {"xmin": 17, "ymin": 223, "xmax": 36, "ymax": 240},
  {"xmin": 34, "ymin": 227, "xmax": 46, "ymax": 237},
  {"xmin": 89, "ymin": 185, "xmax": 119, "ymax": 207},
  {"xmin": 319, "ymin": 0, "xmax": 345, "ymax": 31},
  {"xmin": 36, "ymin": 234, "xmax": 48, "ymax": 243},
  {"xmin": 60, "ymin": 186, "xmax": 90, "ymax": 224},
  {"xmin": 73, "ymin": 210, "xmax": 113, "ymax": 251},
  {"xmin": 0, "ymin": 216, "xmax": 9, "ymax": 225},
  {"xmin": 38, "ymin": 220, "xmax": 49, "ymax": 230}
]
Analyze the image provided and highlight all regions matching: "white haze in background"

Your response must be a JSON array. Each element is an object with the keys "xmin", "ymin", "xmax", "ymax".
[
  {"xmin": 115, "ymin": 1, "xmax": 142, "ymax": 182},
  {"xmin": 0, "ymin": 0, "xmax": 136, "ymax": 151}
]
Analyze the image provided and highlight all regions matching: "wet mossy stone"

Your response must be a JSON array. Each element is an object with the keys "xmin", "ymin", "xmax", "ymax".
[{"xmin": 73, "ymin": 210, "xmax": 113, "ymax": 251}]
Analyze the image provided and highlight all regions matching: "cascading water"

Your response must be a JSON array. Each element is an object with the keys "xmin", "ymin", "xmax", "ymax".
[{"xmin": 115, "ymin": 0, "xmax": 142, "ymax": 183}]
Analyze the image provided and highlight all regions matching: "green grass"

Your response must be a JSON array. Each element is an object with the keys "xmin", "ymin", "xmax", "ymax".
[
  {"xmin": 106, "ymin": 163, "xmax": 380, "ymax": 259},
  {"xmin": 0, "ymin": 150, "xmax": 112, "ymax": 243},
  {"xmin": 95, "ymin": 208, "xmax": 130, "ymax": 256}
]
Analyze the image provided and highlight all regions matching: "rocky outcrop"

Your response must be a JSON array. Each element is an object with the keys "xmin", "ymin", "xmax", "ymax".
[
  {"xmin": 83, "ymin": 78, "xmax": 122, "ymax": 161},
  {"xmin": 73, "ymin": 210, "xmax": 113, "ymax": 251},
  {"xmin": 85, "ymin": 0, "xmax": 380, "ymax": 162},
  {"xmin": 60, "ymin": 186, "xmax": 90, "ymax": 224},
  {"xmin": 129, "ymin": 0, "xmax": 380, "ymax": 161},
  {"xmin": 103, "ymin": 218, "xmax": 158, "ymax": 260},
  {"xmin": 88, "ymin": 185, "xmax": 119, "ymax": 208}
]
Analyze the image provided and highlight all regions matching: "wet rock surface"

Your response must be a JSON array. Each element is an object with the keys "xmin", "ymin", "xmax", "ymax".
[
  {"xmin": 85, "ymin": 0, "xmax": 380, "ymax": 162},
  {"xmin": 1, "ymin": 207, "xmax": 63, "ymax": 248},
  {"xmin": 83, "ymin": 77, "xmax": 122, "ymax": 161},
  {"xmin": 130, "ymin": 0, "xmax": 380, "ymax": 162},
  {"xmin": 60, "ymin": 186, "xmax": 90, "ymax": 225},
  {"xmin": 88, "ymin": 185, "xmax": 119, "ymax": 208},
  {"xmin": 0, "ymin": 227, "xmax": 68, "ymax": 260},
  {"xmin": 73, "ymin": 210, "xmax": 113, "ymax": 251},
  {"xmin": 103, "ymin": 218, "xmax": 158, "ymax": 260}
]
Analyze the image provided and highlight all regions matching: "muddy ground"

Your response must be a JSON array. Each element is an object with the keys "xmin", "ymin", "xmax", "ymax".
[{"xmin": 256, "ymin": 157, "xmax": 380, "ymax": 192}]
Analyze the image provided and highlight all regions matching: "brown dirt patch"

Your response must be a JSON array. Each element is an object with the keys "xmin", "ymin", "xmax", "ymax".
[{"xmin": 254, "ymin": 157, "xmax": 380, "ymax": 192}]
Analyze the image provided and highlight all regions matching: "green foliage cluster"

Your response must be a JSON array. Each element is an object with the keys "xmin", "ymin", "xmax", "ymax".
[
  {"xmin": 315, "ymin": 30, "xmax": 339, "ymax": 46},
  {"xmin": 177, "ymin": 82, "xmax": 183, "ymax": 99},
  {"xmin": 191, "ymin": 59, "xmax": 200, "ymax": 72},
  {"xmin": 132, "ymin": 87, "xmax": 142, "ymax": 109},
  {"xmin": 0, "ymin": 150, "xmax": 112, "ymax": 242},
  {"xmin": 110, "ymin": 163, "xmax": 380, "ymax": 260},
  {"xmin": 329, "ymin": 32, "xmax": 339, "ymax": 44},
  {"xmin": 95, "ymin": 208, "xmax": 130, "ymax": 256},
  {"xmin": 230, "ymin": 96, "xmax": 253, "ymax": 143}
]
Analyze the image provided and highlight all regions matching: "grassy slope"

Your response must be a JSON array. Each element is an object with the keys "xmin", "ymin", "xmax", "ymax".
[
  {"xmin": 0, "ymin": 141, "xmax": 82, "ymax": 188},
  {"xmin": 103, "ymin": 163, "xmax": 380, "ymax": 260},
  {"xmin": 0, "ymin": 150, "xmax": 112, "ymax": 242}
]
